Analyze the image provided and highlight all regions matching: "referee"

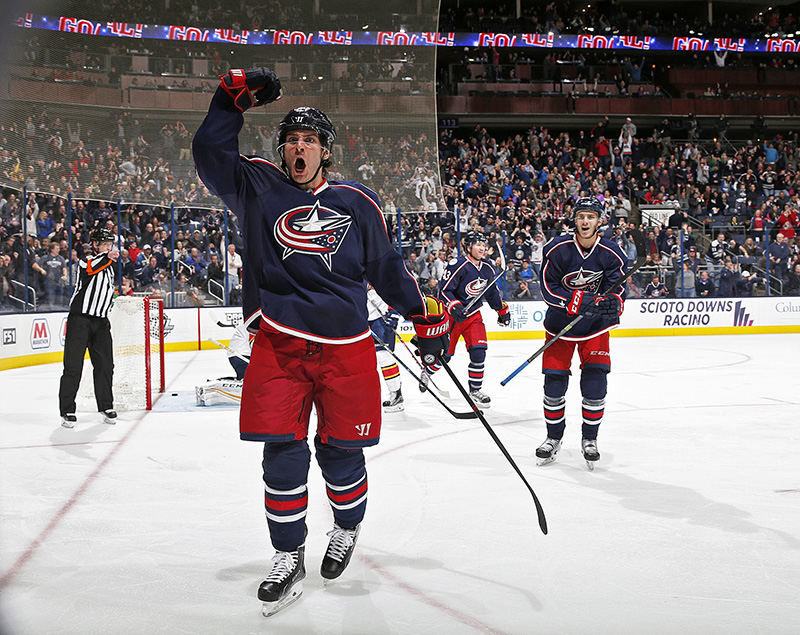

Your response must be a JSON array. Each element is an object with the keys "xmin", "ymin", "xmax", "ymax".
[{"xmin": 59, "ymin": 227, "xmax": 120, "ymax": 428}]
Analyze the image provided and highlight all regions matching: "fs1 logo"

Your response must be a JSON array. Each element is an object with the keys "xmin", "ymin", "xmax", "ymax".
[
  {"xmin": 2, "ymin": 328, "xmax": 16, "ymax": 345},
  {"xmin": 30, "ymin": 318, "xmax": 50, "ymax": 349}
]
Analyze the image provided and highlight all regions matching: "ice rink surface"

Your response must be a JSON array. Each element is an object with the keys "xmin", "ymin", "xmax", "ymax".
[{"xmin": 1, "ymin": 334, "xmax": 799, "ymax": 635}]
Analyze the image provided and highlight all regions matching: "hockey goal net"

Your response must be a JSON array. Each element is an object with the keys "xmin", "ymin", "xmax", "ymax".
[{"xmin": 78, "ymin": 296, "xmax": 165, "ymax": 411}]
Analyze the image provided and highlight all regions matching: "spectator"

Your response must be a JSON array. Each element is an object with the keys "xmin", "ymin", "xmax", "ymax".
[
  {"xmin": 768, "ymin": 233, "xmax": 791, "ymax": 282},
  {"xmin": 226, "ymin": 243, "xmax": 242, "ymax": 293},
  {"xmin": 696, "ymin": 269, "xmax": 715, "ymax": 297},
  {"xmin": 644, "ymin": 275, "xmax": 669, "ymax": 298}
]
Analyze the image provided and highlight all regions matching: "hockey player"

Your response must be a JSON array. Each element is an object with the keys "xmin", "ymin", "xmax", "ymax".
[
  {"xmin": 58, "ymin": 227, "xmax": 119, "ymax": 428},
  {"xmin": 422, "ymin": 231, "xmax": 510, "ymax": 407},
  {"xmin": 536, "ymin": 196, "xmax": 628, "ymax": 469},
  {"xmin": 195, "ymin": 322, "xmax": 253, "ymax": 406},
  {"xmin": 367, "ymin": 285, "xmax": 404, "ymax": 412},
  {"xmin": 192, "ymin": 67, "xmax": 450, "ymax": 617}
]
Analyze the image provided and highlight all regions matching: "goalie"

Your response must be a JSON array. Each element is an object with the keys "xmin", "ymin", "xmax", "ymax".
[{"xmin": 196, "ymin": 322, "xmax": 253, "ymax": 406}]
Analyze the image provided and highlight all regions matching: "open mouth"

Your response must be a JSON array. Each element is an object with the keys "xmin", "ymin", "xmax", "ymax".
[{"xmin": 293, "ymin": 157, "xmax": 306, "ymax": 173}]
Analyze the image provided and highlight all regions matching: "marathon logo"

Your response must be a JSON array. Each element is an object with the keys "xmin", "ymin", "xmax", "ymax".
[
  {"xmin": 478, "ymin": 33, "xmax": 517, "ymax": 47},
  {"xmin": 167, "ymin": 26, "xmax": 209, "ymax": 41},
  {"xmin": 60, "ymin": 317, "xmax": 68, "ymax": 346},
  {"xmin": 58, "ymin": 17, "xmax": 102, "ymax": 35},
  {"xmin": 377, "ymin": 32, "xmax": 418, "ymax": 46},
  {"xmin": 273, "ymin": 31, "xmax": 314, "ymax": 45},
  {"xmin": 672, "ymin": 37, "xmax": 710, "ymax": 51},
  {"xmin": 214, "ymin": 29, "xmax": 249, "ymax": 44},
  {"xmin": 30, "ymin": 318, "xmax": 50, "ymax": 349},
  {"xmin": 521, "ymin": 33, "xmax": 554, "ymax": 48},
  {"xmin": 318, "ymin": 31, "xmax": 353, "ymax": 45},
  {"xmin": 576, "ymin": 35, "xmax": 615, "ymax": 48},
  {"xmin": 732, "ymin": 301, "xmax": 753, "ymax": 327},
  {"xmin": 106, "ymin": 22, "xmax": 143, "ymax": 38}
]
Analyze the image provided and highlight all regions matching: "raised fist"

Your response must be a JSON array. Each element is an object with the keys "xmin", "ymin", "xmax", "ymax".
[{"xmin": 219, "ymin": 68, "xmax": 282, "ymax": 112}]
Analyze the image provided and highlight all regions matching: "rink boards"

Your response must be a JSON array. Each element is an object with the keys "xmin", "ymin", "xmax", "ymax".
[{"xmin": 2, "ymin": 296, "xmax": 800, "ymax": 370}]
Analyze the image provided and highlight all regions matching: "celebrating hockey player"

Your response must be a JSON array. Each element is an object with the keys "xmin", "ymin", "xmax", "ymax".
[
  {"xmin": 422, "ymin": 231, "xmax": 510, "ymax": 407},
  {"xmin": 536, "ymin": 196, "xmax": 628, "ymax": 469},
  {"xmin": 367, "ymin": 285, "xmax": 404, "ymax": 413},
  {"xmin": 192, "ymin": 67, "xmax": 450, "ymax": 617},
  {"xmin": 58, "ymin": 227, "xmax": 119, "ymax": 428}
]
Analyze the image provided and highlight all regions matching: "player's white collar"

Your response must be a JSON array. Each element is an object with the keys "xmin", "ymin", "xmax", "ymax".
[{"xmin": 311, "ymin": 179, "xmax": 329, "ymax": 195}]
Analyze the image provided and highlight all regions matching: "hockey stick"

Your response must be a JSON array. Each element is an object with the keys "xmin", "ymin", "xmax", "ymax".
[
  {"xmin": 208, "ymin": 338, "xmax": 251, "ymax": 364},
  {"xmin": 216, "ymin": 321, "xmax": 235, "ymax": 328},
  {"xmin": 437, "ymin": 354, "xmax": 548, "ymax": 535},
  {"xmin": 370, "ymin": 330, "xmax": 478, "ymax": 420},
  {"xmin": 500, "ymin": 228, "xmax": 648, "ymax": 386},
  {"xmin": 462, "ymin": 231, "xmax": 508, "ymax": 313},
  {"xmin": 367, "ymin": 295, "xmax": 452, "ymax": 398}
]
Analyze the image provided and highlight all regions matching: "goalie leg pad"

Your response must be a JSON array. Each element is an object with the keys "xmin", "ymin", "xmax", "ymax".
[{"xmin": 196, "ymin": 378, "xmax": 243, "ymax": 405}]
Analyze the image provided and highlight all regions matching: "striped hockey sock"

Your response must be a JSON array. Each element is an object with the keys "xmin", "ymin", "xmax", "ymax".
[
  {"xmin": 581, "ymin": 397, "xmax": 605, "ymax": 440},
  {"xmin": 543, "ymin": 394, "xmax": 566, "ymax": 439},
  {"xmin": 325, "ymin": 472, "xmax": 368, "ymax": 529}
]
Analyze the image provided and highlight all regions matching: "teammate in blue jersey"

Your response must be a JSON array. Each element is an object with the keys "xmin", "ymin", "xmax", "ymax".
[
  {"xmin": 192, "ymin": 67, "xmax": 450, "ymax": 617},
  {"xmin": 422, "ymin": 231, "xmax": 510, "ymax": 407},
  {"xmin": 536, "ymin": 196, "xmax": 627, "ymax": 469}
]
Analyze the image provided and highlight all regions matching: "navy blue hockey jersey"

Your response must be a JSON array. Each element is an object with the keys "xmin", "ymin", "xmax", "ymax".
[
  {"xmin": 193, "ymin": 88, "xmax": 426, "ymax": 343},
  {"xmin": 540, "ymin": 234, "xmax": 628, "ymax": 340},
  {"xmin": 439, "ymin": 255, "xmax": 503, "ymax": 317}
]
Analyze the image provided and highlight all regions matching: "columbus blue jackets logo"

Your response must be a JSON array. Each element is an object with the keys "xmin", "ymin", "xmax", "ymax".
[
  {"xmin": 465, "ymin": 278, "xmax": 487, "ymax": 297},
  {"xmin": 274, "ymin": 201, "xmax": 352, "ymax": 270},
  {"xmin": 562, "ymin": 267, "xmax": 604, "ymax": 293}
]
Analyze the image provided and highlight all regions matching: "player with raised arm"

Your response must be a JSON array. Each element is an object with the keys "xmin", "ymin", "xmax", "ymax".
[
  {"xmin": 421, "ymin": 230, "xmax": 510, "ymax": 407},
  {"xmin": 58, "ymin": 227, "xmax": 120, "ymax": 428},
  {"xmin": 367, "ymin": 285, "xmax": 404, "ymax": 412},
  {"xmin": 192, "ymin": 67, "xmax": 449, "ymax": 617},
  {"xmin": 536, "ymin": 196, "xmax": 627, "ymax": 469}
]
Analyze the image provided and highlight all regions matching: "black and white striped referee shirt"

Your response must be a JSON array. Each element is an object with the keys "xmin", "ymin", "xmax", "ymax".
[{"xmin": 69, "ymin": 252, "xmax": 116, "ymax": 318}]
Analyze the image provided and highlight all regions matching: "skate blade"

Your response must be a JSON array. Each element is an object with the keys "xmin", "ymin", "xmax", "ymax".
[
  {"xmin": 261, "ymin": 583, "xmax": 303, "ymax": 617},
  {"xmin": 382, "ymin": 404, "xmax": 405, "ymax": 413},
  {"xmin": 536, "ymin": 456, "xmax": 557, "ymax": 467},
  {"xmin": 586, "ymin": 460, "xmax": 595, "ymax": 471}
]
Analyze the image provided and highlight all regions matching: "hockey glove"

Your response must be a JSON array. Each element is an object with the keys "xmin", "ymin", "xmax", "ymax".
[
  {"xmin": 566, "ymin": 289, "xmax": 598, "ymax": 316},
  {"xmin": 410, "ymin": 296, "xmax": 451, "ymax": 366},
  {"xmin": 497, "ymin": 301, "xmax": 511, "ymax": 326},
  {"xmin": 449, "ymin": 301, "xmax": 468, "ymax": 323},
  {"xmin": 592, "ymin": 294, "xmax": 622, "ymax": 319},
  {"xmin": 219, "ymin": 68, "xmax": 282, "ymax": 112}
]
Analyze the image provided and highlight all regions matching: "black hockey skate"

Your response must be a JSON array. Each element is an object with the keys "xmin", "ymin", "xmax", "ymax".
[
  {"xmin": 382, "ymin": 388, "xmax": 404, "ymax": 413},
  {"xmin": 469, "ymin": 389, "xmax": 491, "ymax": 408},
  {"xmin": 320, "ymin": 523, "xmax": 360, "ymax": 581},
  {"xmin": 102, "ymin": 410, "xmax": 117, "ymax": 425},
  {"xmin": 61, "ymin": 413, "xmax": 77, "ymax": 429},
  {"xmin": 581, "ymin": 438, "xmax": 600, "ymax": 471},
  {"xmin": 258, "ymin": 546, "xmax": 306, "ymax": 617},
  {"xmin": 535, "ymin": 437, "xmax": 562, "ymax": 466}
]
